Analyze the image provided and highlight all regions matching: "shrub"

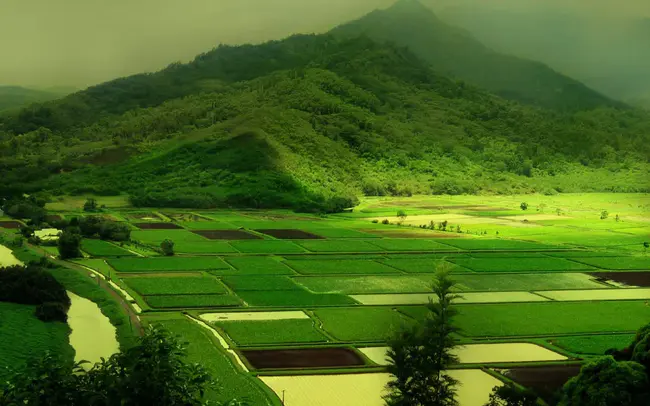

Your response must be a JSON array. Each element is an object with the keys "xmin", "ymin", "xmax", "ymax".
[
  {"xmin": 382, "ymin": 219, "xmax": 390, "ymax": 225},
  {"xmin": 35, "ymin": 302, "xmax": 68, "ymax": 322},
  {"xmin": 371, "ymin": 219, "xmax": 379, "ymax": 224},
  {"xmin": 0, "ymin": 265, "xmax": 71, "ymax": 312},
  {"xmin": 161, "ymin": 239, "xmax": 175, "ymax": 256}
]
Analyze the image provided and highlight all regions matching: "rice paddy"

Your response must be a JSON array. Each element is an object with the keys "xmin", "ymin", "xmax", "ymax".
[{"xmin": 29, "ymin": 193, "xmax": 650, "ymax": 405}]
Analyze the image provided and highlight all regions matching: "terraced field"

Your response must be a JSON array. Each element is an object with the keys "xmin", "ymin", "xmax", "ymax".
[{"xmin": 42, "ymin": 193, "xmax": 650, "ymax": 406}]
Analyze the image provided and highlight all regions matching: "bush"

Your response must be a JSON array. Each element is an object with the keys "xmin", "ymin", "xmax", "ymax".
[
  {"xmin": 35, "ymin": 302, "xmax": 68, "ymax": 322},
  {"xmin": 371, "ymin": 219, "xmax": 379, "ymax": 223},
  {"xmin": 58, "ymin": 230, "xmax": 82, "ymax": 259},
  {"xmin": 160, "ymin": 239, "xmax": 175, "ymax": 256},
  {"xmin": 0, "ymin": 265, "xmax": 71, "ymax": 309},
  {"xmin": 382, "ymin": 219, "xmax": 390, "ymax": 225}
]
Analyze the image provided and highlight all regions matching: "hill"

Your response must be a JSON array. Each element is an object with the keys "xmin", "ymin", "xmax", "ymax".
[
  {"xmin": 0, "ymin": 86, "xmax": 69, "ymax": 112},
  {"xmin": 331, "ymin": 0, "xmax": 623, "ymax": 111},
  {"xmin": 438, "ymin": 4, "xmax": 650, "ymax": 109},
  {"xmin": 0, "ymin": 34, "xmax": 648, "ymax": 211}
]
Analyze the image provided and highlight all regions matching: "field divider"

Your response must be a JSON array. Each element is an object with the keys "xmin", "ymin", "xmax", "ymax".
[{"xmin": 185, "ymin": 314, "xmax": 250, "ymax": 372}]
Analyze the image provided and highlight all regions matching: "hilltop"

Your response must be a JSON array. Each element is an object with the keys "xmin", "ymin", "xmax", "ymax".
[
  {"xmin": 0, "ymin": 12, "xmax": 648, "ymax": 211},
  {"xmin": 0, "ymin": 86, "xmax": 70, "ymax": 112}
]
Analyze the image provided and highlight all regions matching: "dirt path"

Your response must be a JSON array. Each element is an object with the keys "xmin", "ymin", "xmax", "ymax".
[{"xmin": 27, "ymin": 244, "xmax": 144, "ymax": 336}]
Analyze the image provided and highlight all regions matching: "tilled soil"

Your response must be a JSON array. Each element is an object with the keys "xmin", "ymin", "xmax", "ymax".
[
  {"xmin": 255, "ymin": 229, "xmax": 324, "ymax": 239},
  {"xmin": 0, "ymin": 221, "xmax": 22, "ymax": 229},
  {"xmin": 135, "ymin": 222, "xmax": 182, "ymax": 230},
  {"xmin": 192, "ymin": 230, "xmax": 261, "ymax": 240},
  {"xmin": 590, "ymin": 271, "xmax": 650, "ymax": 287},
  {"xmin": 241, "ymin": 348, "xmax": 365, "ymax": 369},
  {"xmin": 502, "ymin": 365, "xmax": 581, "ymax": 402}
]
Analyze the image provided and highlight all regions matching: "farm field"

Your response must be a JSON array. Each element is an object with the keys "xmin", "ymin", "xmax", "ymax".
[{"xmin": 33, "ymin": 193, "xmax": 650, "ymax": 405}]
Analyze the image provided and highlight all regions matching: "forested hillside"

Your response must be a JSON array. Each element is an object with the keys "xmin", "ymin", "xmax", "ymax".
[
  {"xmin": 0, "ymin": 86, "xmax": 69, "ymax": 112},
  {"xmin": 0, "ymin": 31, "xmax": 648, "ymax": 211},
  {"xmin": 332, "ymin": 0, "xmax": 623, "ymax": 111}
]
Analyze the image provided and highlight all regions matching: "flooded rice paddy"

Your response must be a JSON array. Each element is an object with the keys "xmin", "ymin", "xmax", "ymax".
[
  {"xmin": 0, "ymin": 244, "xmax": 23, "ymax": 267},
  {"xmin": 67, "ymin": 292, "xmax": 119, "ymax": 366}
]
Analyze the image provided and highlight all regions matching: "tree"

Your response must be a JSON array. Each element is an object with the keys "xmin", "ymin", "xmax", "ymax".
[
  {"xmin": 616, "ymin": 214, "xmax": 620, "ymax": 222},
  {"xmin": 397, "ymin": 210, "xmax": 407, "ymax": 224},
  {"xmin": 644, "ymin": 242, "xmax": 649, "ymax": 254},
  {"xmin": 600, "ymin": 210, "xmax": 609, "ymax": 220},
  {"xmin": 161, "ymin": 239, "xmax": 175, "ymax": 256},
  {"xmin": 0, "ymin": 327, "xmax": 212, "ymax": 406},
  {"xmin": 58, "ymin": 229, "xmax": 82, "ymax": 259},
  {"xmin": 537, "ymin": 203, "xmax": 547, "ymax": 213},
  {"xmin": 83, "ymin": 198, "xmax": 98, "ymax": 212},
  {"xmin": 520, "ymin": 202, "xmax": 528, "ymax": 211},
  {"xmin": 484, "ymin": 384, "xmax": 538, "ymax": 406},
  {"xmin": 559, "ymin": 356, "xmax": 649, "ymax": 406},
  {"xmin": 384, "ymin": 266, "xmax": 461, "ymax": 406}
]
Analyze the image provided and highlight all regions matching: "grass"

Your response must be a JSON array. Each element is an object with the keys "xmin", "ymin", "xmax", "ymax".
[
  {"xmin": 70, "ymin": 258, "xmax": 117, "ymax": 278},
  {"xmin": 299, "ymin": 228, "xmax": 378, "ymax": 238},
  {"xmin": 0, "ymin": 302, "xmax": 73, "ymax": 382},
  {"xmin": 368, "ymin": 239, "xmax": 457, "ymax": 251},
  {"xmin": 229, "ymin": 240, "xmax": 305, "ymax": 254},
  {"xmin": 236, "ymin": 290, "xmax": 357, "ymax": 307},
  {"xmin": 438, "ymin": 301, "xmax": 650, "ymax": 337},
  {"xmin": 449, "ymin": 257, "xmax": 595, "ymax": 272},
  {"xmin": 294, "ymin": 275, "xmax": 433, "ymax": 294},
  {"xmin": 131, "ymin": 229, "xmax": 208, "ymax": 245},
  {"xmin": 123, "ymin": 276, "xmax": 229, "ymax": 295},
  {"xmin": 543, "ymin": 251, "xmax": 623, "ymax": 258},
  {"xmin": 567, "ymin": 257, "xmax": 650, "ymax": 270},
  {"xmin": 81, "ymin": 239, "xmax": 135, "ymax": 257},
  {"xmin": 285, "ymin": 259, "xmax": 399, "ymax": 275},
  {"xmin": 173, "ymin": 241, "xmax": 239, "ymax": 254},
  {"xmin": 548, "ymin": 334, "xmax": 635, "ymax": 355},
  {"xmin": 379, "ymin": 258, "xmax": 471, "ymax": 273},
  {"xmin": 433, "ymin": 239, "xmax": 558, "ymax": 250},
  {"xmin": 314, "ymin": 307, "xmax": 415, "ymax": 342},
  {"xmin": 108, "ymin": 257, "xmax": 229, "ymax": 272},
  {"xmin": 144, "ymin": 294, "xmax": 242, "ymax": 308},
  {"xmin": 221, "ymin": 275, "xmax": 302, "ymax": 291},
  {"xmin": 224, "ymin": 257, "xmax": 296, "ymax": 275},
  {"xmin": 297, "ymin": 240, "xmax": 384, "ymax": 253},
  {"xmin": 153, "ymin": 318, "xmax": 277, "ymax": 405},
  {"xmin": 452, "ymin": 273, "xmax": 608, "ymax": 291},
  {"xmin": 214, "ymin": 319, "xmax": 328, "ymax": 345}
]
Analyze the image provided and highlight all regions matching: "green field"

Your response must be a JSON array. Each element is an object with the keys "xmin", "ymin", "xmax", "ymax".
[
  {"xmin": 299, "ymin": 228, "xmax": 378, "ymax": 238},
  {"xmin": 297, "ymin": 240, "xmax": 384, "ymax": 252},
  {"xmin": 214, "ymin": 319, "xmax": 328, "ymax": 345},
  {"xmin": 154, "ymin": 319, "xmax": 275, "ymax": 405},
  {"xmin": 70, "ymin": 258, "xmax": 116, "ymax": 277},
  {"xmin": 81, "ymin": 239, "xmax": 135, "ymax": 257},
  {"xmin": 229, "ymin": 240, "xmax": 305, "ymax": 254},
  {"xmin": 236, "ymin": 290, "xmax": 357, "ymax": 307},
  {"xmin": 567, "ymin": 257, "xmax": 650, "ymax": 270},
  {"xmin": 285, "ymin": 259, "xmax": 398, "ymax": 275},
  {"xmin": 123, "ymin": 276, "xmax": 228, "ymax": 295},
  {"xmin": 0, "ymin": 303, "xmax": 74, "ymax": 382},
  {"xmin": 549, "ymin": 334, "xmax": 635, "ymax": 355},
  {"xmin": 221, "ymin": 275, "xmax": 302, "ymax": 291},
  {"xmin": 368, "ymin": 239, "xmax": 456, "ymax": 251},
  {"xmin": 379, "ymin": 258, "xmax": 471, "ymax": 273},
  {"xmin": 179, "ymin": 221, "xmax": 238, "ymax": 230},
  {"xmin": 109, "ymin": 257, "xmax": 229, "ymax": 272},
  {"xmin": 449, "ymin": 257, "xmax": 595, "ymax": 272},
  {"xmin": 435, "ymin": 239, "xmax": 558, "ymax": 250},
  {"xmin": 452, "ymin": 273, "xmax": 608, "ymax": 291},
  {"xmin": 144, "ymin": 294, "xmax": 242, "ymax": 308},
  {"xmin": 224, "ymin": 257, "xmax": 296, "ymax": 275},
  {"xmin": 173, "ymin": 242, "xmax": 239, "ymax": 254},
  {"xmin": 314, "ymin": 307, "xmax": 415, "ymax": 342},
  {"xmin": 295, "ymin": 275, "xmax": 433, "ymax": 294},
  {"xmin": 131, "ymin": 229, "xmax": 208, "ymax": 245}
]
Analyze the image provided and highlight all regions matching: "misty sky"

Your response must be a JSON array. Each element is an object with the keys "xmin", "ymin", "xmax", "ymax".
[{"xmin": 1, "ymin": 0, "xmax": 648, "ymax": 89}]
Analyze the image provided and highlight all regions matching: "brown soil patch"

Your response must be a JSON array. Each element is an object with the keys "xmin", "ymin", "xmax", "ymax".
[
  {"xmin": 503, "ymin": 365, "xmax": 581, "ymax": 402},
  {"xmin": 192, "ymin": 230, "xmax": 261, "ymax": 240},
  {"xmin": 367, "ymin": 230, "xmax": 462, "ymax": 239},
  {"xmin": 590, "ymin": 272, "xmax": 650, "ymax": 287},
  {"xmin": 135, "ymin": 222, "xmax": 182, "ymax": 230},
  {"xmin": 241, "ymin": 348, "xmax": 365, "ymax": 369},
  {"xmin": 256, "ymin": 229, "xmax": 324, "ymax": 239},
  {"xmin": 127, "ymin": 212, "xmax": 161, "ymax": 221},
  {"xmin": 0, "ymin": 221, "xmax": 22, "ymax": 229}
]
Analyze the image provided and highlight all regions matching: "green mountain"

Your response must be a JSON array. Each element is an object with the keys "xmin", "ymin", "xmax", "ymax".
[
  {"xmin": 0, "ymin": 86, "xmax": 70, "ymax": 112},
  {"xmin": 332, "ymin": 0, "xmax": 623, "ymax": 111},
  {"xmin": 0, "ymin": 23, "xmax": 648, "ymax": 211}
]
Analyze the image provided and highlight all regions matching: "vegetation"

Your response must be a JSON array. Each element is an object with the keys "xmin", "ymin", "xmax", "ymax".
[
  {"xmin": 485, "ymin": 384, "xmax": 538, "ymax": 406},
  {"xmin": 81, "ymin": 238, "xmax": 134, "ymax": 257},
  {"xmin": 385, "ymin": 268, "xmax": 461, "ymax": 406},
  {"xmin": 213, "ymin": 319, "xmax": 328, "ymax": 345},
  {"xmin": 108, "ymin": 256, "xmax": 229, "ymax": 272},
  {"xmin": 235, "ymin": 290, "xmax": 356, "ymax": 307},
  {"xmin": 124, "ymin": 276, "xmax": 228, "ymax": 295},
  {"xmin": 144, "ymin": 294, "xmax": 241, "ymax": 309},
  {"xmin": 0, "ymin": 327, "xmax": 213, "ymax": 406},
  {"xmin": 58, "ymin": 229, "xmax": 82, "ymax": 259},
  {"xmin": 161, "ymin": 238, "xmax": 175, "ymax": 256}
]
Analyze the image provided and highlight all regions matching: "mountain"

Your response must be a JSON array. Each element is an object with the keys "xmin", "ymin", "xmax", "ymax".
[
  {"xmin": 0, "ymin": 86, "xmax": 70, "ymax": 112},
  {"xmin": 331, "ymin": 0, "xmax": 623, "ymax": 111},
  {"xmin": 0, "ymin": 32, "xmax": 648, "ymax": 210},
  {"xmin": 439, "ymin": 5, "xmax": 650, "ymax": 109}
]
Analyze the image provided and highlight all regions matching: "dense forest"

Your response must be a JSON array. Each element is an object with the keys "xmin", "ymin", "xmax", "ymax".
[{"xmin": 0, "ymin": 1, "xmax": 648, "ymax": 211}]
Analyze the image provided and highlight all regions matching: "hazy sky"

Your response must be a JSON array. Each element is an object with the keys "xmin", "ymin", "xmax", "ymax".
[{"xmin": 1, "ymin": 0, "xmax": 648, "ymax": 89}]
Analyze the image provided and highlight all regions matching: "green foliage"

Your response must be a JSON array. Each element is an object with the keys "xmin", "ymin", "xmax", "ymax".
[
  {"xmin": 559, "ymin": 356, "xmax": 649, "ymax": 406},
  {"xmin": 385, "ymin": 268, "xmax": 461, "ymax": 406},
  {"xmin": 58, "ymin": 229, "xmax": 82, "ymax": 259},
  {"xmin": 0, "ymin": 265, "xmax": 70, "ymax": 315},
  {"xmin": 0, "ymin": 326, "xmax": 212, "ymax": 406},
  {"xmin": 520, "ymin": 202, "xmax": 528, "ymax": 211},
  {"xmin": 484, "ymin": 384, "xmax": 538, "ymax": 406},
  {"xmin": 213, "ymin": 319, "xmax": 328, "ymax": 345},
  {"xmin": 34, "ymin": 302, "xmax": 68, "ymax": 323},
  {"xmin": 601, "ymin": 210, "xmax": 609, "ymax": 220},
  {"xmin": 83, "ymin": 197, "xmax": 97, "ymax": 212},
  {"xmin": 161, "ymin": 239, "xmax": 175, "ymax": 256}
]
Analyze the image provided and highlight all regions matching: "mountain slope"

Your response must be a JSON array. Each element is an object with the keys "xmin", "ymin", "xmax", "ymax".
[
  {"xmin": 1, "ymin": 34, "xmax": 648, "ymax": 210},
  {"xmin": 331, "ymin": 0, "xmax": 623, "ymax": 111},
  {"xmin": 0, "ymin": 86, "xmax": 69, "ymax": 112}
]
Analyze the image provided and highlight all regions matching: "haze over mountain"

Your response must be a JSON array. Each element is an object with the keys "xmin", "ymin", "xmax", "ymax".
[
  {"xmin": 0, "ymin": 86, "xmax": 71, "ymax": 112},
  {"xmin": 0, "ymin": 0, "xmax": 648, "ymax": 211},
  {"xmin": 437, "ymin": 1, "xmax": 650, "ymax": 108}
]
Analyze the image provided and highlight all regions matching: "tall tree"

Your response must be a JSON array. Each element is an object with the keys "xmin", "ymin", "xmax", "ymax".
[{"xmin": 384, "ymin": 265, "xmax": 461, "ymax": 406}]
